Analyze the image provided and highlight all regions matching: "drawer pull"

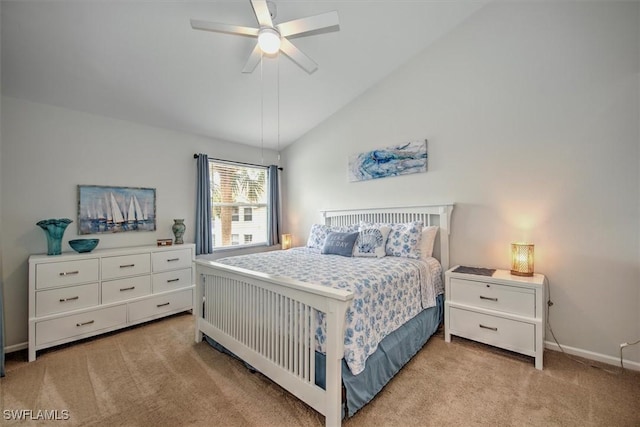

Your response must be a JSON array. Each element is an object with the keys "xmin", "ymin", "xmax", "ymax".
[
  {"xmin": 157, "ymin": 302, "xmax": 170, "ymax": 308},
  {"xmin": 480, "ymin": 296, "xmax": 498, "ymax": 302},
  {"xmin": 59, "ymin": 271, "xmax": 79, "ymax": 276},
  {"xmin": 167, "ymin": 258, "xmax": 180, "ymax": 262},
  {"xmin": 76, "ymin": 320, "xmax": 95, "ymax": 327},
  {"xmin": 119, "ymin": 264, "xmax": 135, "ymax": 268},
  {"xmin": 59, "ymin": 296, "xmax": 79, "ymax": 302},
  {"xmin": 167, "ymin": 278, "xmax": 180, "ymax": 283},
  {"xmin": 479, "ymin": 324, "xmax": 498, "ymax": 331},
  {"xmin": 120, "ymin": 286, "xmax": 136, "ymax": 292}
]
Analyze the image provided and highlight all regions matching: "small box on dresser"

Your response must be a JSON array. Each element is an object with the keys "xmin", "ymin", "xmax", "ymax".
[
  {"xmin": 444, "ymin": 266, "xmax": 546, "ymax": 370},
  {"xmin": 28, "ymin": 244, "xmax": 195, "ymax": 361}
]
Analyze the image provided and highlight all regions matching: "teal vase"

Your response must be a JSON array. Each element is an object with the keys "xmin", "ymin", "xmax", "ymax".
[
  {"xmin": 36, "ymin": 218, "xmax": 73, "ymax": 255},
  {"xmin": 172, "ymin": 219, "xmax": 186, "ymax": 245}
]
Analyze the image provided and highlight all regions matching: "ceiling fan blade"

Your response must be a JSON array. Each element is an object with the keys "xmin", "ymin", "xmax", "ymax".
[
  {"xmin": 279, "ymin": 38, "xmax": 318, "ymax": 74},
  {"xmin": 277, "ymin": 11, "xmax": 340, "ymax": 38},
  {"xmin": 242, "ymin": 43, "xmax": 263, "ymax": 73},
  {"xmin": 251, "ymin": 0, "xmax": 273, "ymax": 28},
  {"xmin": 190, "ymin": 19, "xmax": 259, "ymax": 37}
]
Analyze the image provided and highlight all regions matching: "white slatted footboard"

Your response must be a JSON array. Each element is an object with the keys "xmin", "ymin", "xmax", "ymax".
[{"xmin": 194, "ymin": 261, "xmax": 353, "ymax": 427}]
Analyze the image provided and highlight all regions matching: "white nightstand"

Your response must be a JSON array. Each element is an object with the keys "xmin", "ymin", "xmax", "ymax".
[{"xmin": 444, "ymin": 266, "xmax": 546, "ymax": 370}]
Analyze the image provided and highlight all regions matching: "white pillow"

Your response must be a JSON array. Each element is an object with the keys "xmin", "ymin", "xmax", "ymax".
[
  {"xmin": 353, "ymin": 226, "xmax": 391, "ymax": 258},
  {"xmin": 420, "ymin": 226, "xmax": 439, "ymax": 258}
]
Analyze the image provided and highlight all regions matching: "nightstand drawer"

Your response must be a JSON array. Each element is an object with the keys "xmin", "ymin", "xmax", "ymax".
[
  {"xmin": 101, "ymin": 253, "xmax": 151, "ymax": 280},
  {"xmin": 36, "ymin": 259, "xmax": 99, "ymax": 290},
  {"xmin": 449, "ymin": 307, "xmax": 534, "ymax": 354},
  {"xmin": 35, "ymin": 305, "xmax": 127, "ymax": 346},
  {"xmin": 102, "ymin": 275, "xmax": 151, "ymax": 304},
  {"xmin": 153, "ymin": 268, "xmax": 192, "ymax": 293},
  {"xmin": 36, "ymin": 282, "xmax": 99, "ymax": 316},
  {"xmin": 128, "ymin": 289, "xmax": 192, "ymax": 323},
  {"xmin": 152, "ymin": 249, "xmax": 192, "ymax": 272},
  {"xmin": 449, "ymin": 278, "xmax": 535, "ymax": 316}
]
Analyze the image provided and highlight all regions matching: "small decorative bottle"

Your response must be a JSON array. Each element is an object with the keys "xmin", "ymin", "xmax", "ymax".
[{"xmin": 172, "ymin": 219, "xmax": 186, "ymax": 245}]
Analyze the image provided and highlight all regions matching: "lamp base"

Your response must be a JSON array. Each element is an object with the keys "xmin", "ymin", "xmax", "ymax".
[{"xmin": 511, "ymin": 270, "xmax": 533, "ymax": 277}]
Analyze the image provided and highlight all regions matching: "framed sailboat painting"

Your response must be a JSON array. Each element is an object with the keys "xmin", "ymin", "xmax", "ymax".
[{"xmin": 77, "ymin": 185, "xmax": 156, "ymax": 234}]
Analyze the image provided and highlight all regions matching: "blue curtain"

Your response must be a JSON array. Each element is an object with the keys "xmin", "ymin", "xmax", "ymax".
[
  {"xmin": 195, "ymin": 154, "xmax": 213, "ymax": 255},
  {"xmin": 1, "ymin": 278, "xmax": 5, "ymax": 377},
  {"xmin": 267, "ymin": 165, "xmax": 281, "ymax": 246}
]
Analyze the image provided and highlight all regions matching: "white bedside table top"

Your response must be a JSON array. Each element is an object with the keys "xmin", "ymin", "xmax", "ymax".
[{"xmin": 447, "ymin": 266, "xmax": 545, "ymax": 286}]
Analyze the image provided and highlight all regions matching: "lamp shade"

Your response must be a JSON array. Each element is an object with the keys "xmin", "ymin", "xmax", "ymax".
[
  {"xmin": 281, "ymin": 233, "xmax": 292, "ymax": 250},
  {"xmin": 511, "ymin": 243, "xmax": 534, "ymax": 276}
]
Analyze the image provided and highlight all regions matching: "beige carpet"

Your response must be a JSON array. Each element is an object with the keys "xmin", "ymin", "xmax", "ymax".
[{"xmin": 2, "ymin": 313, "xmax": 639, "ymax": 427}]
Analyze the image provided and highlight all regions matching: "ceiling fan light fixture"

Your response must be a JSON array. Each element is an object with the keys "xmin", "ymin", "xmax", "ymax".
[{"xmin": 258, "ymin": 28, "xmax": 281, "ymax": 54}]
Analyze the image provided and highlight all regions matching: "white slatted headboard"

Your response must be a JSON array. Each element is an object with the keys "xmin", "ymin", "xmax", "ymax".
[{"xmin": 321, "ymin": 204, "xmax": 454, "ymax": 271}]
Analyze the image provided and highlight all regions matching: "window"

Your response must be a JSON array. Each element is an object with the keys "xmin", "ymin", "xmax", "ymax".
[{"xmin": 210, "ymin": 160, "xmax": 268, "ymax": 249}]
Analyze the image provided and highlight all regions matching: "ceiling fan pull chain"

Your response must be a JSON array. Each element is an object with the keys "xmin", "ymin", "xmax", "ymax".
[
  {"xmin": 277, "ymin": 55, "xmax": 280, "ymax": 161},
  {"xmin": 260, "ymin": 57, "xmax": 264, "ymax": 166}
]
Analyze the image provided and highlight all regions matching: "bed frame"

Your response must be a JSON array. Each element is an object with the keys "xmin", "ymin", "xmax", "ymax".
[{"xmin": 194, "ymin": 204, "xmax": 454, "ymax": 427}]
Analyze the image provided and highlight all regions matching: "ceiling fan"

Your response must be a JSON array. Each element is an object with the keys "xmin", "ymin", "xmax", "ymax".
[{"xmin": 191, "ymin": 0, "xmax": 339, "ymax": 74}]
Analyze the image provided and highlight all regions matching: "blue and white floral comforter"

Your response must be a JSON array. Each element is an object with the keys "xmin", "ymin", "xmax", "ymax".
[{"xmin": 215, "ymin": 247, "xmax": 443, "ymax": 375}]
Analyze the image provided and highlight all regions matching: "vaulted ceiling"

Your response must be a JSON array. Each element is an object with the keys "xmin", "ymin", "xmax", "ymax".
[{"xmin": 1, "ymin": 1, "xmax": 487, "ymax": 149}]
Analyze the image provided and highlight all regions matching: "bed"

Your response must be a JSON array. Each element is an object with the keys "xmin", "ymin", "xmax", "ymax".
[{"xmin": 194, "ymin": 204, "xmax": 454, "ymax": 427}]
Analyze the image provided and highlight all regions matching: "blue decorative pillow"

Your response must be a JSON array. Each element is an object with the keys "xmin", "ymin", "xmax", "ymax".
[
  {"xmin": 306, "ymin": 223, "xmax": 358, "ymax": 249},
  {"xmin": 360, "ymin": 220, "xmax": 423, "ymax": 259},
  {"xmin": 353, "ymin": 226, "xmax": 391, "ymax": 258},
  {"xmin": 321, "ymin": 232, "xmax": 359, "ymax": 257}
]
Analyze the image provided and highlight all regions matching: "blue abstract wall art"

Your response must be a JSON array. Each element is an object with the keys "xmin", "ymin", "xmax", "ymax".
[{"xmin": 348, "ymin": 140, "xmax": 428, "ymax": 182}]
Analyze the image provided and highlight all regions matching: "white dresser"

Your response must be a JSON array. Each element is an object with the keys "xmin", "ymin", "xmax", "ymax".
[
  {"xmin": 28, "ymin": 244, "xmax": 195, "ymax": 361},
  {"xmin": 444, "ymin": 267, "xmax": 546, "ymax": 370}
]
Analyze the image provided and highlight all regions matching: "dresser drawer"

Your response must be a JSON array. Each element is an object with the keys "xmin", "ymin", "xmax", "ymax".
[
  {"xmin": 102, "ymin": 275, "xmax": 151, "ymax": 304},
  {"xmin": 449, "ymin": 307, "xmax": 535, "ymax": 354},
  {"xmin": 152, "ymin": 249, "xmax": 192, "ymax": 272},
  {"xmin": 35, "ymin": 259, "xmax": 99, "ymax": 290},
  {"xmin": 101, "ymin": 253, "xmax": 151, "ymax": 280},
  {"xmin": 128, "ymin": 289, "xmax": 192, "ymax": 323},
  {"xmin": 153, "ymin": 268, "xmax": 192, "ymax": 293},
  {"xmin": 35, "ymin": 305, "xmax": 127, "ymax": 346},
  {"xmin": 449, "ymin": 278, "xmax": 535, "ymax": 317},
  {"xmin": 36, "ymin": 283, "xmax": 99, "ymax": 317}
]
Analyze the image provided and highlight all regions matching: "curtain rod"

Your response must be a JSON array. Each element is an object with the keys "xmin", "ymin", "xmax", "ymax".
[{"xmin": 193, "ymin": 154, "xmax": 283, "ymax": 171}]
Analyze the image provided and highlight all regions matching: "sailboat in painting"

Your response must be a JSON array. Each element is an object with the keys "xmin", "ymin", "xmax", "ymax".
[
  {"xmin": 109, "ymin": 193, "xmax": 125, "ymax": 225},
  {"xmin": 127, "ymin": 195, "xmax": 147, "ymax": 223}
]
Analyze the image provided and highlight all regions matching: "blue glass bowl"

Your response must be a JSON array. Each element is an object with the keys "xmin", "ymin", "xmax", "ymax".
[{"xmin": 69, "ymin": 239, "xmax": 99, "ymax": 253}]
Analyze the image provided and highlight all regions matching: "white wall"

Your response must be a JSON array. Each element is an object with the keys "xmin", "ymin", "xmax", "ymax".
[
  {"xmin": 0, "ymin": 96, "xmax": 278, "ymax": 347},
  {"xmin": 282, "ymin": 2, "xmax": 640, "ymax": 365}
]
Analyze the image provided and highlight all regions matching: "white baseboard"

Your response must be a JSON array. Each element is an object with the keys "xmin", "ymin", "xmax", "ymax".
[
  {"xmin": 6, "ymin": 339, "xmax": 639, "ymax": 371},
  {"xmin": 545, "ymin": 340, "xmax": 640, "ymax": 372},
  {"xmin": 5, "ymin": 342, "xmax": 28, "ymax": 353}
]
